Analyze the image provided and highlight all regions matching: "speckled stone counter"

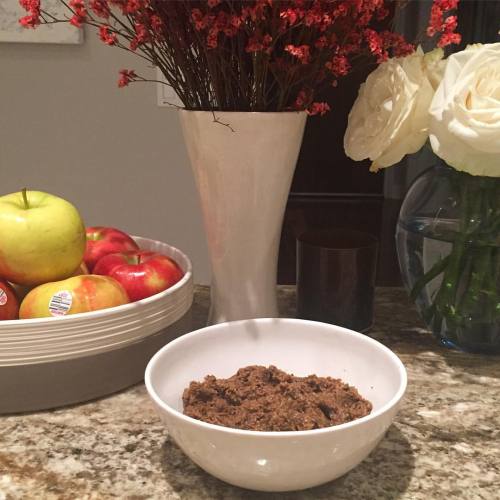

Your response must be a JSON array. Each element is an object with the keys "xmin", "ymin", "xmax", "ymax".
[{"xmin": 1, "ymin": 287, "xmax": 499, "ymax": 500}]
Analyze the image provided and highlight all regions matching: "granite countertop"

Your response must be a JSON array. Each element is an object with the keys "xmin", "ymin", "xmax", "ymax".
[{"xmin": 1, "ymin": 286, "xmax": 499, "ymax": 500}]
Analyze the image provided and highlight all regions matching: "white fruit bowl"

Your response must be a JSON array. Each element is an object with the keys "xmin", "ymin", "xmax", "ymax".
[
  {"xmin": 145, "ymin": 318, "xmax": 407, "ymax": 492},
  {"xmin": 0, "ymin": 236, "xmax": 193, "ymax": 414}
]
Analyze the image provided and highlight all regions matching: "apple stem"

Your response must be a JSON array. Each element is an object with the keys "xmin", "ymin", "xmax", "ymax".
[{"xmin": 21, "ymin": 188, "xmax": 29, "ymax": 209}]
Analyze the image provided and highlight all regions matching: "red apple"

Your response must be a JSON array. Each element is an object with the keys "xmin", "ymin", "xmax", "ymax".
[
  {"xmin": 0, "ymin": 280, "xmax": 20, "ymax": 320},
  {"xmin": 84, "ymin": 227, "xmax": 139, "ymax": 272},
  {"xmin": 93, "ymin": 251, "xmax": 184, "ymax": 302},
  {"xmin": 19, "ymin": 275, "xmax": 129, "ymax": 320}
]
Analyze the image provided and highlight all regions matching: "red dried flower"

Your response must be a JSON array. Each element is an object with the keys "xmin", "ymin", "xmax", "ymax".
[
  {"xmin": 382, "ymin": 32, "xmax": 415, "ymax": 57},
  {"xmin": 207, "ymin": 28, "xmax": 219, "ymax": 49},
  {"xmin": 285, "ymin": 44, "xmax": 311, "ymax": 64},
  {"xmin": 99, "ymin": 25, "xmax": 118, "ymax": 45},
  {"xmin": 125, "ymin": 0, "xmax": 143, "ymax": 14},
  {"xmin": 438, "ymin": 32, "xmax": 461, "ymax": 48},
  {"xmin": 280, "ymin": 8, "xmax": 299, "ymax": 26},
  {"xmin": 246, "ymin": 34, "xmax": 273, "ymax": 54},
  {"xmin": 19, "ymin": 0, "xmax": 40, "ymax": 10},
  {"xmin": 436, "ymin": 0, "xmax": 459, "ymax": 10},
  {"xmin": 18, "ymin": 0, "xmax": 461, "ymax": 113},
  {"xmin": 150, "ymin": 15, "xmax": 162, "ymax": 33},
  {"xmin": 308, "ymin": 102, "xmax": 331, "ymax": 116},
  {"xmin": 68, "ymin": 0, "xmax": 87, "ymax": 28},
  {"xmin": 18, "ymin": 0, "xmax": 40, "ymax": 28},
  {"xmin": 427, "ymin": 0, "xmax": 461, "ymax": 45},
  {"xmin": 326, "ymin": 55, "xmax": 350, "ymax": 77},
  {"xmin": 364, "ymin": 29, "xmax": 386, "ymax": 62},
  {"xmin": 118, "ymin": 69, "xmax": 137, "ymax": 88},
  {"xmin": 90, "ymin": 0, "xmax": 110, "ymax": 19},
  {"xmin": 69, "ymin": 0, "xmax": 86, "ymax": 13},
  {"xmin": 295, "ymin": 90, "xmax": 308, "ymax": 108},
  {"xmin": 427, "ymin": 4, "xmax": 443, "ymax": 37},
  {"xmin": 19, "ymin": 14, "xmax": 40, "ymax": 28}
]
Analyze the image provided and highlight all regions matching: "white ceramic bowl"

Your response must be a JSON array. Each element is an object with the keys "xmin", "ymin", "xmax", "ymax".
[
  {"xmin": 145, "ymin": 318, "xmax": 407, "ymax": 492},
  {"xmin": 0, "ymin": 237, "xmax": 193, "ymax": 365}
]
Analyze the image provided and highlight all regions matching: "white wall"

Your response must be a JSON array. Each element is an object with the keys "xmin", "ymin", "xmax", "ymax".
[{"xmin": 0, "ymin": 29, "xmax": 210, "ymax": 284}]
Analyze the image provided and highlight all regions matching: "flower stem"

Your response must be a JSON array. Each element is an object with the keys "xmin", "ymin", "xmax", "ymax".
[{"xmin": 410, "ymin": 255, "xmax": 450, "ymax": 301}]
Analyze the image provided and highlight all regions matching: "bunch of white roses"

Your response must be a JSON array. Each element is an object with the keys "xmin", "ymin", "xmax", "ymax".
[{"xmin": 344, "ymin": 43, "xmax": 500, "ymax": 178}]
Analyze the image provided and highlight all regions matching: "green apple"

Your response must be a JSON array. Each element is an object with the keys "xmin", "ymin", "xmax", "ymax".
[{"xmin": 0, "ymin": 189, "xmax": 86, "ymax": 286}]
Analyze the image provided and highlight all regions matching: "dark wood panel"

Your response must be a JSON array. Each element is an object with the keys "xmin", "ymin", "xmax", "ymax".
[
  {"xmin": 292, "ymin": 71, "xmax": 383, "ymax": 195},
  {"xmin": 456, "ymin": 0, "xmax": 500, "ymax": 47}
]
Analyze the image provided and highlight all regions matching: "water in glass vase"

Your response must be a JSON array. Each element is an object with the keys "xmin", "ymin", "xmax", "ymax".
[{"xmin": 396, "ymin": 165, "xmax": 500, "ymax": 354}]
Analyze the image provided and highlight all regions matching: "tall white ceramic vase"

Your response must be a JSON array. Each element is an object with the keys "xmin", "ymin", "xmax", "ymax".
[{"xmin": 179, "ymin": 110, "xmax": 307, "ymax": 324}]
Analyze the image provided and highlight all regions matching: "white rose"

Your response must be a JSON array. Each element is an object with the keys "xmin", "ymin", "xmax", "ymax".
[
  {"xmin": 429, "ymin": 43, "xmax": 500, "ymax": 177},
  {"xmin": 344, "ymin": 47, "xmax": 444, "ymax": 171}
]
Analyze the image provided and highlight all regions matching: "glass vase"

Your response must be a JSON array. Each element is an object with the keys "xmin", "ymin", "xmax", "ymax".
[{"xmin": 396, "ymin": 164, "xmax": 500, "ymax": 354}]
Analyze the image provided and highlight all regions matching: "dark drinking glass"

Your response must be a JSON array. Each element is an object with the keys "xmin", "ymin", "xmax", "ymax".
[{"xmin": 296, "ymin": 229, "xmax": 378, "ymax": 332}]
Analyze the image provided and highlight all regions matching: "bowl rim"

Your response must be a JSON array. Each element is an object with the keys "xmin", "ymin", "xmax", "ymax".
[
  {"xmin": 145, "ymin": 317, "xmax": 408, "ymax": 437},
  {"xmin": 0, "ymin": 236, "xmax": 193, "ymax": 327}
]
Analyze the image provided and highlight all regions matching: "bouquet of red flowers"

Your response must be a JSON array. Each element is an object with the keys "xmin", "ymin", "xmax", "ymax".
[{"xmin": 20, "ymin": 0, "xmax": 460, "ymax": 113}]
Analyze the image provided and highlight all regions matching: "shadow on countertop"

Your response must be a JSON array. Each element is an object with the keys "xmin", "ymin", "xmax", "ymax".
[{"xmin": 159, "ymin": 425, "xmax": 415, "ymax": 500}]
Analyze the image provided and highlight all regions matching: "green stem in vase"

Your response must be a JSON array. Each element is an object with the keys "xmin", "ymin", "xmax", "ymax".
[
  {"xmin": 480, "ymin": 180, "xmax": 500, "ymax": 324},
  {"xmin": 459, "ymin": 180, "xmax": 499, "ymax": 311},
  {"xmin": 433, "ymin": 237, "xmax": 466, "ymax": 325},
  {"xmin": 458, "ymin": 246, "xmax": 491, "ymax": 319},
  {"xmin": 491, "ymin": 250, "xmax": 500, "ymax": 322},
  {"xmin": 410, "ymin": 255, "xmax": 450, "ymax": 302},
  {"xmin": 433, "ymin": 175, "xmax": 473, "ymax": 327},
  {"xmin": 440, "ymin": 172, "xmax": 499, "ymax": 347}
]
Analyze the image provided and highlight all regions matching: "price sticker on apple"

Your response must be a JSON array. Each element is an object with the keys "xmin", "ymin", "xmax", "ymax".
[
  {"xmin": 0, "ymin": 289, "xmax": 7, "ymax": 306},
  {"xmin": 48, "ymin": 290, "xmax": 73, "ymax": 317}
]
